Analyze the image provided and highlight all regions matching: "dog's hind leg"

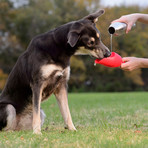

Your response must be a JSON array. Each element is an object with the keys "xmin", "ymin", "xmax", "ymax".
[
  {"xmin": 0, "ymin": 104, "xmax": 16, "ymax": 131},
  {"xmin": 4, "ymin": 104, "xmax": 16, "ymax": 131},
  {"xmin": 15, "ymin": 107, "xmax": 46, "ymax": 131},
  {"xmin": 54, "ymin": 84, "xmax": 76, "ymax": 131}
]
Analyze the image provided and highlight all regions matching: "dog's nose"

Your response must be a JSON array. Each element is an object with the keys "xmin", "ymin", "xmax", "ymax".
[{"xmin": 104, "ymin": 50, "xmax": 111, "ymax": 57}]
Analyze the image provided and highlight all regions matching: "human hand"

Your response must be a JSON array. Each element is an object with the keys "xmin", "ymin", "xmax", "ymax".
[
  {"xmin": 120, "ymin": 57, "xmax": 143, "ymax": 71},
  {"xmin": 112, "ymin": 14, "xmax": 138, "ymax": 34}
]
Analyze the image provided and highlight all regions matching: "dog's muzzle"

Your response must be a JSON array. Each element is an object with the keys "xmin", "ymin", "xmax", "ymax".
[{"xmin": 104, "ymin": 50, "xmax": 111, "ymax": 57}]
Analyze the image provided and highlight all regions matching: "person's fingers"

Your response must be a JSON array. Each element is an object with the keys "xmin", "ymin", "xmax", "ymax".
[
  {"xmin": 126, "ymin": 23, "xmax": 132, "ymax": 34},
  {"xmin": 111, "ymin": 19, "xmax": 121, "ymax": 24},
  {"xmin": 121, "ymin": 62, "xmax": 128, "ymax": 68},
  {"xmin": 120, "ymin": 58, "xmax": 132, "ymax": 70},
  {"xmin": 120, "ymin": 62, "xmax": 130, "ymax": 71},
  {"xmin": 122, "ymin": 57, "xmax": 130, "ymax": 62},
  {"xmin": 111, "ymin": 17, "xmax": 126, "ymax": 24}
]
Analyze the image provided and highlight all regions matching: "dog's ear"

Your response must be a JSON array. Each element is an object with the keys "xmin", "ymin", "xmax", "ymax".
[
  {"xmin": 67, "ymin": 31, "xmax": 80, "ymax": 47},
  {"xmin": 84, "ymin": 9, "xmax": 105, "ymax": 23},
  {"xmin": 67, "ymin": 22, "xmax": 83, "ymax": 47}
]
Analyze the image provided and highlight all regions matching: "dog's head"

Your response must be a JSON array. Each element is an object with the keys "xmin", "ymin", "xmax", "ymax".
[{"xmin": 67, "ymin": 10, "xmax": 111, "ymax": 59}]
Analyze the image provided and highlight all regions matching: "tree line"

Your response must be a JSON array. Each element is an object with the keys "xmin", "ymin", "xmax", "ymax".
[{"xmin": 0, "ymin": 0, "xmax": 148, "ymax": 92}]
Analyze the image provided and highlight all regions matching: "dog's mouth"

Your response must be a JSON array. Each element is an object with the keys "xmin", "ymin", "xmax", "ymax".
[
  {"xmin": 90, "ymin": 53, "xmax": 104, "ymax": 60},
  {"xmin": 87, "ymin": 49, "xmax": 110, "ymax": 60},
  {"xmin": 75, "ymin": 48, "xmax": 111, "ymax": 60}
]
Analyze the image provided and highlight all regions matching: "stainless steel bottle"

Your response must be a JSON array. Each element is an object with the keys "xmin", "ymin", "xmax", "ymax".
[{"xmin": 108, "ymin": 22, "xmax": 136, "ymax": 36}]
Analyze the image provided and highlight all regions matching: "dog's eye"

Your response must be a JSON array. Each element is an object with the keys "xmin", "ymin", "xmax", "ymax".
[
  {"xmin": 88, "ymin": 37, "xmax": 95, "ymax": 46},
  {"xmin": 90, "ymin": 40, "xmax": 94, "ymax": 45}
]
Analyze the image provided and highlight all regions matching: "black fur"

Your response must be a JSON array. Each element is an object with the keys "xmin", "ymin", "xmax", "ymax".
[{"xmin": 0, "ymin": 104, "xmax": 8, "ymax": 130}]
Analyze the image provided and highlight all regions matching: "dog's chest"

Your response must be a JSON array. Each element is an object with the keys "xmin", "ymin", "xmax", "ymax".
[
  {"xmin": 41, "ymin": 64, "xmax": 70, "ymax": 80},
  {"xmin": 41, "ymin": 64, "xmax": 70, "ymax": 100}
]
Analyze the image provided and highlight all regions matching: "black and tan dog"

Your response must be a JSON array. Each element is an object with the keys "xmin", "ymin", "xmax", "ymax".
[{"xmin": 0, "ymin": 10, "xmax": 110, "ymax": 134}]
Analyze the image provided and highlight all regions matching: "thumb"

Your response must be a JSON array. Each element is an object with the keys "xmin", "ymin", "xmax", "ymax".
[{"xmin": 122, "ymin": 57, "xmax": 130, "ymax": 63}]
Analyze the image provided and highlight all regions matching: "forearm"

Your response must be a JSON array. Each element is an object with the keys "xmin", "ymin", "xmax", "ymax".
[
  {"xmin": 140, "ymin": 58, "xmax": 148, "ymax": 68},
  {"xmin": 134, "ymin": 13, "xmax": 148, "ymax": 24},
  {"xmin": 121, "ymin": 57, "xmax": 148, "ymax": 71}
]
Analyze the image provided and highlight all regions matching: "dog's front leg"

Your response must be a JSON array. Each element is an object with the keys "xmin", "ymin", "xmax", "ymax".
[
  {"xmin": 32, "ymin": 84, "xmax": 43, "ymax": 134},
  {"xmin": 54, "ymin": 84, "xmax": 76, "ymax": 131}
]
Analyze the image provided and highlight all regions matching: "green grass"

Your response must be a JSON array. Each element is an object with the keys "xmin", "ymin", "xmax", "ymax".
[{"xmin": 0, "ymin": 92, "xmax": 148, "ymax": 148}]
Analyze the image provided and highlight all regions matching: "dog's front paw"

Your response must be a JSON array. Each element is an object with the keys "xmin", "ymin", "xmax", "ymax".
[
  {"xmin": 33, "ymin": 129, "xmax": 42, "ymax": 135},
  {"xmin": 65, "ymin": 125, "xmax": 77, "ymax": 131},
  {"xmin": 69, "ymin": 127, "xmax": 77, "ymax": 131}
]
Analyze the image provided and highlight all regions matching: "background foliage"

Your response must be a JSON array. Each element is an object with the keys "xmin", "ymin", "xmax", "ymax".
[{"xmin": 0, "ymin": 0, "xmax": 148, "ymax": 92}]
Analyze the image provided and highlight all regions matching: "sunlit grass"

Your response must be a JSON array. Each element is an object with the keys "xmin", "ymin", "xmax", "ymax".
[{"xmin": 0, "ymin": 92, "xmax": 148, "ymax": 148}]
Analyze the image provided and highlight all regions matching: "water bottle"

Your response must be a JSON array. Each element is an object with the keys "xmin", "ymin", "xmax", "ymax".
[{"xmin": 108, "ymin": 22, "xmax": 136, "ymax": 36}]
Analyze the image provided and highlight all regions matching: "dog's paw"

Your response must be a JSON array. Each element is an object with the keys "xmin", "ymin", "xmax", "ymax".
[
  {"xmin": 65, "ymin": 126, "xmax": 77, "ymax": 131},
  {"xmin": 69, "ymin": 127, "xmax": 77, "ymax": 131},
  {"xmin": 33, "ymin": 129, "xmax": 42, "ymax": 135}
]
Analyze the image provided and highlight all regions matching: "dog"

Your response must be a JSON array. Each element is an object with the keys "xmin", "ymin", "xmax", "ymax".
[{"xmin": 0, "ymin": 9, "xmax": 111, "ymax": 134}]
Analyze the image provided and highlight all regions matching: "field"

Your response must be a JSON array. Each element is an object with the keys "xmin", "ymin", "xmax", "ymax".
[{"xmin": 0, "ymin": 92, "xmax": 148, "ymax": 148}]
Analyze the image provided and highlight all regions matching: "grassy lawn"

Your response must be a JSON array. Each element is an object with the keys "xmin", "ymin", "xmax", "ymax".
[{"xmin": 0, "ymin": 92, "xmax": 148, "ymax": 148}]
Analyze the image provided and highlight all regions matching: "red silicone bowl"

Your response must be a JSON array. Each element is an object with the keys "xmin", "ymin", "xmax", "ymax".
[{"xmin": 95, "ymin": 52, "xmax": 123, "ymax": 67}]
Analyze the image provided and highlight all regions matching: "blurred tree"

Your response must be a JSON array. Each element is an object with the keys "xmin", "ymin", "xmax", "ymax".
[
  {"xmin": 69, "ymin": 56, "xmax": 86, "ymax": 91},
  {"xmin": 0, "ymin": 0, "xmax": 89, "ymax": 91},
  {"xmin": 0, "ymin": 0, "xmax": 148, "ymax": 92},
  {"xmin": 0, "ymin": 69, "xmax": 8, "ymax": 91},
  {"xmin": 0, "ymin": 0, "xmax": 23, "ymax": 73}
]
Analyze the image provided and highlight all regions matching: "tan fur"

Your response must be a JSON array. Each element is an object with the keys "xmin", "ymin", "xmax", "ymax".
[
  {"xmin": 96, "ymin": 33, "xmax": 100, "ymax": 38},
  {"xmin": 32, "ymin": 86, "xmax": 43, "ymax": 134},
  {"xmin": 15, "ymin": 105, "xmax": 45, "ymax": 131},
  {"xmin": 64, "ymin": 66, "xmax": 70, "ymax": 81},
  {"xmin": 41, "ymin": 64, "xmax": 62, "ymax": 79},
  {"xmin": 15, "ymin": 105, "xmax": 32, "ymax": 130},
  {"xmin": 54, "ymin": 83, "xmax": 76, "ymax": 131},
  {"xmin": 90, "ymin": 37, "xmax": 95, "ymax": 42}
]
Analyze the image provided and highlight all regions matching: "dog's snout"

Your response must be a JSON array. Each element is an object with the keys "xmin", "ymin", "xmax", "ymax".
[{"xmin": 104, "ymin": 50, "xmax": 111, "ymax": 57}]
